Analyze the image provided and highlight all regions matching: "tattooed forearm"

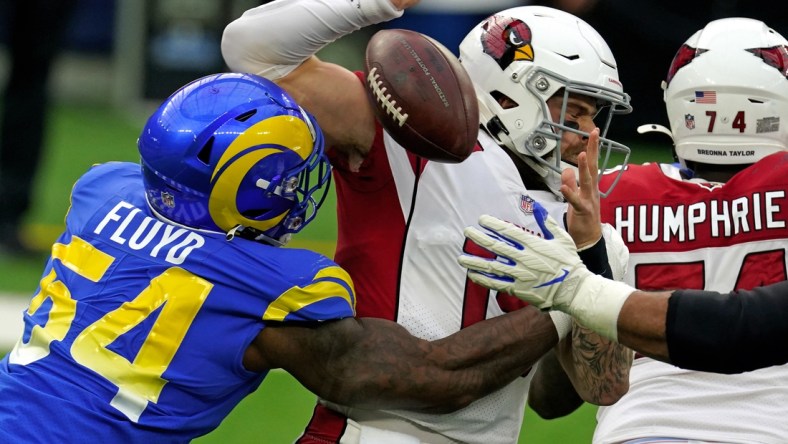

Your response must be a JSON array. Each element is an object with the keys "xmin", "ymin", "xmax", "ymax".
[
  {"xmin": 267, "ymin": 307, "xmax": 564, "ymax": 413},
  {"xmin": 564, "ymin": 322, "xmax": 632, "ymax": 405}
]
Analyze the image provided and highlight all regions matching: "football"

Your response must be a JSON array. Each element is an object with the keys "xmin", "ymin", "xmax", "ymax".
[{"xmin": 364, "ymin": 29, "xmax": 479, "ymax": 163}]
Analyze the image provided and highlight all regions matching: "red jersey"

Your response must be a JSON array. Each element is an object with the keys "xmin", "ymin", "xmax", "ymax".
[{"xmin": 594, "ymin": 153, "xmax": 788, "ymax": 443}]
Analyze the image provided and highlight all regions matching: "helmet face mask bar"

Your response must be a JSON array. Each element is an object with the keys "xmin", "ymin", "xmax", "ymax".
[
  {"xmin": 459, "ymin": 6, "xmax": 633, "ymax": 197},
  {"xmin": 517, "ymin": 66, "xmax": 632, "ymax": 196},
  {"xmin": 248, "ymin": 105, "xmax": 332, "ymax": 245},
  {"xmin": 246, "ymin": 118, "xmax": 332, "ymax": 246}
]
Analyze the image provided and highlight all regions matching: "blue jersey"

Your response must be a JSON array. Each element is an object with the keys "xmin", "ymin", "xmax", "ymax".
[{"xmin": 0, "ymin": 162, "xmax": 355, "ymax": 443}]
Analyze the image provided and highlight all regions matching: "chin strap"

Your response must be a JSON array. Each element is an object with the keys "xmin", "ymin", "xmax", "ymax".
[{"xmin": 225, "ymin": 224, "xmax": 289, "ymax": 247}]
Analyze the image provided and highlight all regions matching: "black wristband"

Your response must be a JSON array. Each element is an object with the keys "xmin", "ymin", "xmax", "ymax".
[{"xmin": 577, "ymin": 237, "xmax": 613, "ymax": 279}]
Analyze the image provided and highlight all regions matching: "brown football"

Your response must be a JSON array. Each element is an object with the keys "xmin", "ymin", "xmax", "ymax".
[{"xmin": 364, "ymin": 29, "xmax": 479, "ymax": 163}]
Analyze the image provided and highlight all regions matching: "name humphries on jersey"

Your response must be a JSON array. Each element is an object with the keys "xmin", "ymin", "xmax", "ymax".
[
  {"xmin": 614, "ymin": 190, "xmax": 787, "ymax": 248},
  {"xmin": 93, "ymin": 201, "xmax": 205, "ymax": 265}
]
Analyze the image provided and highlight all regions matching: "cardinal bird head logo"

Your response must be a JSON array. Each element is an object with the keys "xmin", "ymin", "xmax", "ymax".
[{"xmin": 480, "ymin": 16, "xmax": 534, "ymax": 70}]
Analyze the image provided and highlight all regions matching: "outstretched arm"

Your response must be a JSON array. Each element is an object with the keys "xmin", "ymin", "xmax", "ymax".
[
  {"xmin": 459, "ymin": 214, "xmax": 788, "ymax": 374},
  {"xmin": 615, "ymin": 290, "xmax": 671, "ymax": 360},
  {"xmin": 621, "ymin": 283, "xmax": 788, "ymax": 374},
  {"xmin": 222, "ymin": 0, "xmax": 418, "ymax": 161},
  {"xmin": 248, "ymin": 305, "xmax": 560, "ymax": 413}
]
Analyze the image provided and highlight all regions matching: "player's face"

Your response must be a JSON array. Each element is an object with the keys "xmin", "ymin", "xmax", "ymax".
[{"xmin": 546, "ymin": 94, "xmax": 598, "ymax": 165}]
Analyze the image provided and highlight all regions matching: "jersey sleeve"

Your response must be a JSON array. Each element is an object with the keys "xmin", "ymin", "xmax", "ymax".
[
  {"xmin": 260, "ymin": 249, "xmax": 357, "ymax": 323},
  {"xmin": 667, "ymin": 281, "xmax": 788, "ymax": 373}
]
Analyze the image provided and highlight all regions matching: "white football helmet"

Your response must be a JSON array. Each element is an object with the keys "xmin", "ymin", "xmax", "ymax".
[
  {"xmin": 459, "ymin": 6, "xmax": 632, "ymax": 196},
  {"xmin": 664, "ymin": 17, "xmax": 788, "ymax": 168}
]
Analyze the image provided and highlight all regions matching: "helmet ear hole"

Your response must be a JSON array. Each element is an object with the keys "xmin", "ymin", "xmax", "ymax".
[
  {"xmin": 241, "ymin": 208, "xmax": 271, "ymax": 219},
  {"xmin": 197, "ymin": 137, "xmax": 215, "ymax": 165},
  {"xmin": 491, "ymin": 90, "xmax": 519, "ymax": 109},
  {"xmin": 235, "ymin": 109, "xmax": 258, "ymax": 122}
]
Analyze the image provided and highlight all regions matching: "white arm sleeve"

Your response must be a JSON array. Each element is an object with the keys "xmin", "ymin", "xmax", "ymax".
[
  {"xmin": 549, "ymin": 311, "xmax": 572, "ymax": 341},
  {"xmin": 601, "ymin": 223, "xmax": 629, "ymax": 282},
  {"xmin": 221, "ymin": 0, "xmax": 404, "ymax": 79}
]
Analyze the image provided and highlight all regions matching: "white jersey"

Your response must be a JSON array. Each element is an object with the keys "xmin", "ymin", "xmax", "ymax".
[
  {"xmin": 595, "ymin": 159, "xmax": 788, "ymax": 444},
  {"xmin": 320, "ymin": 126, "xmax": 567, "ymax": 444}
]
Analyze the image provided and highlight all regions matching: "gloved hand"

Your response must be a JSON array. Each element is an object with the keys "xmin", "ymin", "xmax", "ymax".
[
  {"xmin": 458, "ymin": 213, "xmax": 635, "ymax": 341},
  {"xmin": 459, "ymin": 213, "xmax": 588, "ymax": 310}
]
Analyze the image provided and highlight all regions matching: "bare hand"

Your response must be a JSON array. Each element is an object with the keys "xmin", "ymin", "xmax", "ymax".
[{"xmin": 561, "ymin": 128, "xmax": 601, "ymax": 249}]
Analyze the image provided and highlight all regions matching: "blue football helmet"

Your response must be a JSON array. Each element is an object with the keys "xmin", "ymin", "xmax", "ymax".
[{"xmin": 139, "ymin": 72, "xmax": 331, "ymax": 246}]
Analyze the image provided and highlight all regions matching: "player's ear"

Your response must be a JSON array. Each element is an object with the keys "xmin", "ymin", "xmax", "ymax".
[{"xmin": 492, "ymin": 91, "xmax": 518, "ymax": 110}]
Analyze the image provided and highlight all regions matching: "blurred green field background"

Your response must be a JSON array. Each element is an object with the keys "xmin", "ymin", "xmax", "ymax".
[{"xmin": 0, "ymin": 102, "xmax": 673, "ymax": 443}]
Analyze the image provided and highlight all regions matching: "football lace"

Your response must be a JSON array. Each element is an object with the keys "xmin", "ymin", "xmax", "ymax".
[{"xmin": 366, "ymin": 67, "xmax": 409, "ymax": 127}]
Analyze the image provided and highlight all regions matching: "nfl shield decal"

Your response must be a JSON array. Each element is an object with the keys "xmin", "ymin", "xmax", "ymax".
[
  {"xmin": 520, "ymin": 195, "xmax": 534, "ymax": 214},
  {"xmin": 162, "ymin": 191, "xmax": 175, "ymax": 208},
  {"xmin": 685, "ymin": 114, "xmax": 695, "ymax": 130}
]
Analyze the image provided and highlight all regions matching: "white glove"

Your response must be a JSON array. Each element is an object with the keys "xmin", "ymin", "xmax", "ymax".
[{"xmin": 458, "ymin": 214, "xmax": 636, "ymax": 341}]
